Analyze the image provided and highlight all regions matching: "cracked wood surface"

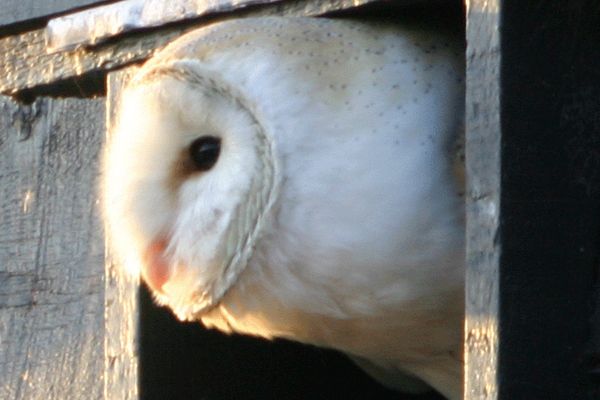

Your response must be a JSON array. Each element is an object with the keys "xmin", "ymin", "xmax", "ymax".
[
  {"xmin": 0, "ymin": 95, "xmax": 105, "ymax": 400},
  {"xmin": 464, "ymin": 1, "xmax": 500, "ymax": 399}
]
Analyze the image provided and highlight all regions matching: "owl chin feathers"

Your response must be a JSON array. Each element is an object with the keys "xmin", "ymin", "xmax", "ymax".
[{"xmin": 103, "ymin": 17, "xmax": 465, "ymax": 400}]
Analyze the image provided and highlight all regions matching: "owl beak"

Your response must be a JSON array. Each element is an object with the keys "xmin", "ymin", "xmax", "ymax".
[{"xmin": 143, "ymin": 238, "xmax": 173, "ymax": 293}]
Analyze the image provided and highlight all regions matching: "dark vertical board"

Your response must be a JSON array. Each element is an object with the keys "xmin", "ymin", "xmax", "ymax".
[
  {"xmin": 0, "ymin": 95, "xmax": 105, "ymax": 399},
  {"xmin": 499, "ymin": 1, "xmax": 600, "ymax": 399}
]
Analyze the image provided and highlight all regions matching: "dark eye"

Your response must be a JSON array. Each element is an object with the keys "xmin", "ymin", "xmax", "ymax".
[{"xmin": 188, "ymin": 136, "xmax": 221, "ymax": 171}]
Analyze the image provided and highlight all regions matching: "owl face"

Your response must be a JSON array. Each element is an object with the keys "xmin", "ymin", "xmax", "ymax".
[{"xmin": 103, "ymin": 62, "xmax": 280, "ymax": 319}]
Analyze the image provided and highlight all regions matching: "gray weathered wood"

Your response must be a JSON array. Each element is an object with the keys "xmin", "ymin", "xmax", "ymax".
[
  {"xmin": 104, "ymin": 67, "xmax": 140, "ymax": 400},
  {"xmin": 0, "ymin": 0, "xmax": 384, "ymax": 95},
  {"xmin": 0, "ymin": 95, "xmax": 105, "ymax": 399},
  {"xmin": 464, "ymin": 0, "xmax": 501, "ymax": 399},
  {"xmin": 0, "ymin": 23, "xmax": 186, "ymax": 96},
  {"xmin": 0, "ymin": 0, "xmax": 109, "ymax": 28},
  {"xmin": 46, "ymin": 0, "xmax": 284, "ymax": 52}
]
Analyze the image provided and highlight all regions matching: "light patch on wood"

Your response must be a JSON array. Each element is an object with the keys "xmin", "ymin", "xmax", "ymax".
[
  {"xmin": 0, "ymin": 0, "xmax": 107, "ymax": 27},
  {"xmin": 22, "ymin": 189, "xmax": 35, "ymax": 212}
]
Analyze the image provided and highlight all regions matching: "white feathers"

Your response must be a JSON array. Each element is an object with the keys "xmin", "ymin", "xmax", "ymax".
[{"xmin": 103, "ymin": 17, "xmax": 465, "ymax": 400}]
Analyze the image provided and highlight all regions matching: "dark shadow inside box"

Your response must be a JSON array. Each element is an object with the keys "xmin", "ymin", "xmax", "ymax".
[{"xmin": 139, "ymin": 285, "xmax": 447, "ymax": 400}]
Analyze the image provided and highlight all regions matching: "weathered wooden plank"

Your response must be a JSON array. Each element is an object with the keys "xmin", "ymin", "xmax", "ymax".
[
  {"xmin": 46, "ymin": 0, "xmax": 285, "ymax": 52},
  {"xmin": 104, "ymin": 67, "xmax": 139, "ymax": 400},
  {"xmin": 0, "ymin": 0, "xmax": 110, "ymax": 28},
  {"xmin": 0, "ymin": 22, "xmax": 184, "ymax": 97},
  {"xmin": 0, "ymin": 95, "xmax": 105, "ymax": 399},
  {"xmin": 464, "ymin": 0, "xmax": 500, "ymax": 399}
]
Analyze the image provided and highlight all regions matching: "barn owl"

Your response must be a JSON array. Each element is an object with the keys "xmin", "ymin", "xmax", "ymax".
[{"xmin": 103, "ymin": 17, "xmax": 465, "ymax": 400}]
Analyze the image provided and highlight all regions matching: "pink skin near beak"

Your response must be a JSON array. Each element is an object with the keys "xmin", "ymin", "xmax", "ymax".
[{"xmin": 143, "ymin": 238, "xmax": 172, "ymax": 292}]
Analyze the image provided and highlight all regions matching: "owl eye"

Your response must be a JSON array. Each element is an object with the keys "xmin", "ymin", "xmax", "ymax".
[{"xmin": 188, "ymin": 136, "xmax": 221, "ymax": 171}]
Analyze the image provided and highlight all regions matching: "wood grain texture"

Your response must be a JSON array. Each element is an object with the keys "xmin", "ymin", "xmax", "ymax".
[
  {"xmin": 0, "ymin": 95, "xmax": 105, "ymax": 399},
  {"xmin": 0, "ymin": 0, "xmax": 109, "ymax": 28},
  {"xmin": 464, "ymin": 1, "xmax": 500, "ymax": 399},
  {"xmin": 45, "ymin": 0, "xmax": 283, "ymax": 52},
  {"xmin": 104, "ymin": 67, "xmax": 140, "ymax": 400},
  {"xmin": 0, "ymin": 24, "xmax": 183, "ymax": 96}
]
